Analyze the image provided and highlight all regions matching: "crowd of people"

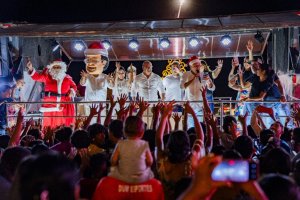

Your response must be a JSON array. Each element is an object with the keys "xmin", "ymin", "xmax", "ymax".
[{"xmin": 0, "ymin": 40, "xmax": 299, "ymax": 199}]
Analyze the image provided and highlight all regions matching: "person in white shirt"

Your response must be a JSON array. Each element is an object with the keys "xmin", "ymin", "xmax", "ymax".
[
  {"xmin": 131, "ymin": 60, "xmax": 165, "ymax": 102},
  {"xmin": 126, "ymin": 64, "xmax": 137, "ymax": 100},
  {"xmin": 180, "ymin": 56, "xmax": 215, "ymax": 128},
  {"xmin": 111, "ymin": 62, "xmax": 130, "ymax": 99},
  {"xmin": 163, "ymin": 61, "xmax": 183, "ymax": 101},
  {"xmin": 80, "ymin": 41, "xmax": 110, "ymax": 116}
]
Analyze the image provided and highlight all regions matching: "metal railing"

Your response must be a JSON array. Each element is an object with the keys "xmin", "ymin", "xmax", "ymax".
[{"xmin": 3, "ymin": 99, "xmax": 300, "ymax": 128}]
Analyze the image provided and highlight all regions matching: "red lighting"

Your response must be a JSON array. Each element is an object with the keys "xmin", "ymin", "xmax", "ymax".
[
  {"xmin": 228, "ymin": 160, "xmax": 235, "ymax": 166},
  {"xmin": 296, "ymin": 11, "xmax": 300, "ymax": 17},
  {"xmin": 0, "ymin": 23, "xmax": 14, "ymax": 29}
]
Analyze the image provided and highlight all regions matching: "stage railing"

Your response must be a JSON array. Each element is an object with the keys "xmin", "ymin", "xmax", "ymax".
[{"xmin": 3, "ymin": 100, "xmax": 300, "ymax": 128}]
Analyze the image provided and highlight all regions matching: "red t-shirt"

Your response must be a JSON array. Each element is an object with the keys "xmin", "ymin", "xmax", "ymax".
[{"xmin": 92, "ymin": 177, "xmax": 164, "ymax": 200}]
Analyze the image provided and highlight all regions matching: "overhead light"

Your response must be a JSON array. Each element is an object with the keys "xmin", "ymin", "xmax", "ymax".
[
  {"xmin": 73, "ymin": 41, "xmax": 85, "ymax": 51},
  {"xmin": 189, "ymin": 36, "xmax": 200, "ymax": 48},
  {"xmin": 254, "ymin": 31, "xmax": 265, "ymax": 43},
  {"xmin": 160, "ymin": 37, "xmax": 171, "ymax": 49},
  {"xmin": 128, "ymin": 38, "xmax": 139, "ymax": 49},
  {"xmin": 220, "ymin": 34, "xmax": 232, "ymax": 46},
  {"xmin": 52, "ymin": 44, "xmax": 60, "ymax": 52},
  {"xmin": 102, "ymin": 40, "xmax": 112, "ymax": 50}
]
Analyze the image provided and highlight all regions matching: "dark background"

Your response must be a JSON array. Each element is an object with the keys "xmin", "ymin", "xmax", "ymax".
[
  {"xmin": 66, "ymin": 56, "xmax": 240, "ymax": 99},
  {"xmin": 0, "ymin": 0, "xmax": 299, "ymax": 23}
]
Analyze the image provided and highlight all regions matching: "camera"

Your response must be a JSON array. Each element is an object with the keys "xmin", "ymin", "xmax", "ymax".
[{"xmin": 211, "ymin": 160, "xmax": 258, "ymax": 182}]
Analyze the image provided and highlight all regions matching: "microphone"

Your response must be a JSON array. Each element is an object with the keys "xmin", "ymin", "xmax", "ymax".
[{"xmin": 196, "ymin": 69, "xmax": 201, "ymax": 82}]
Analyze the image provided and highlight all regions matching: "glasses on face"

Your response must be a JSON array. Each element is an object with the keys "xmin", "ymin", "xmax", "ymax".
[
  {"xmin": 118, "ymin": 72, "xmax": 125, "ymax": 75},
  {"xmin": 84, "ymin": 58, "xmax": 102, "ymax": 64}
]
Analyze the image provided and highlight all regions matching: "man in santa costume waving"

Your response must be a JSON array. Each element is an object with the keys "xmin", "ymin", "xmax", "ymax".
[{"xmin": 27, "ymin": 59, "xmax": 77, "ymax": 128}]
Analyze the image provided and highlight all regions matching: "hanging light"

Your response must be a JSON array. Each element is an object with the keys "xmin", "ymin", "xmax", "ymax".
[
  {"xmin": 102, "ymin": 40, "xmax": 112, "ymax": 50},
  {"xmin": 128, "ymin": 38, "xmax": 139, "ymax": 49},
  {"xmin": 160, "ymin": 37, "xmax": 171, "ymax": 49},
  {"xmin": 73, "ymin": 41, "xmax": 85, "ymax": 51},
  {"xmin": 189, "ymin": 36, "xmax": 200, "ymax": 48},
  {"xmin": 220, "ymin": 34, "xmax": 232, "ymax": 46},
  {"xmin": 254, "ymin": 31, "xmax": 265, "ymax": 43}
]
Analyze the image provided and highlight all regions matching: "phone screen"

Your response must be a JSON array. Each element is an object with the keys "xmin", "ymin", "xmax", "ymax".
[{"xmin": 211, "ymin": 160, "xmax": 257, "ymax": 182}]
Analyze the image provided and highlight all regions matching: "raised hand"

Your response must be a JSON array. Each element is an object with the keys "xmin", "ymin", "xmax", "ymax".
[
  {"xmin": 200, "ymin": 85, "xmax": 207, "ymax": 98},
  {"xmin": 172, "ymin": 112, "xmax": 182, "ymax": 123},
  {"xmin": 108, "ymin": 95, "xmax": 117, "ymax": 109},
  {"xmin": 217, "ymin": 59, "xmax": 223, "ymax": 68},
  {"xmin": 43, "ymin": 126, "xmax": 55, "ymax": 142},
  {"xmin": 238, "ymin": 112, "xmax": 248, "ymax": 124},
  {"xmin": 115, "ymin": 61, "xmax": 121, "ymax": 70},
  {"xmin": 80, "ymin": 70, "xmax": 88, "ymax": 78},
  {"xmin": 152, "ymin": 102, "xmax": 164, "ymax": 115},
  {"xmin": 117, "ymin": 93, "xmax": 128, "ymax": 109},
  {"xmin": 162, "ymin": 101, "xmax": 175, "ymax": 117},
  {"xmin": 184, "ymin": 101, "xmax": 194, "ymax": 114},
  {"xmin": 205, "ymin": 112, "xmax": 218, "ymax": 127},
  {"xmin": 98, "ymin": 102, "xmax": 106, "ymax": 113},
  {"xmin": 89, "ymin": 104, "xmax": 99, "ymax": 116},
  {"xmin": 246, "ymin": 40, "xmax": 253, "ymax": 52},
  {"xmin": 25, "ymin": 117, "xmax": 34, "ymax": 128},
  {"xmin": 137, "ymin": 97, "xmax": 150, "ymax": 113}
]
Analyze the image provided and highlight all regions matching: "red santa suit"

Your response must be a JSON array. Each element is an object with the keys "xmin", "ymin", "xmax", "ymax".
[{"xmin": 29, "ymin": 61, "xmax": 77, "ymax": 128}]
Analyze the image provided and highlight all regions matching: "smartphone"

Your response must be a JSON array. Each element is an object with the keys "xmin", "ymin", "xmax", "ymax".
[{"xmin": 211, "ymin": 160, "xmax": 258, "ymax": 182}]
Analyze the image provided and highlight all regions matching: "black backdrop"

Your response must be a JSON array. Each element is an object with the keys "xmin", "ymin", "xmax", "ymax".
[{"xmin": 66, "ymin": 57, "xmax": 239, "ymax": 99}]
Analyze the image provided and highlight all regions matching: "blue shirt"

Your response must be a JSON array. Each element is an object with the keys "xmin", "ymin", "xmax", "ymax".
[{"xmin": 0, "ymin": 98, "xmax": 14, "ymax": 127}]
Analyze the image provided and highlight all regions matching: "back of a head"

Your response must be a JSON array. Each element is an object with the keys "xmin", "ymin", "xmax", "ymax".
[
  {"xmin": 71, "ymin": 130, "xmax": 91, "ymax": 149},
  {"xmin": 109, "ymin": 120, "xmax": 124, "ymax": 139},
  {"xmin": 211, "ymin": 145, "xmax": 226, "ymax": 155},
  {"xmin": 293, "ymin": 128, "xmax": 300, "ymax": 144},
  {"xmin": 142, "ymin": 129, "xmax": 156, "ymax": 152},
  {"xmin": 88, "ymin": 123, "xmax": 108, "ymax": 139},
  {"xmin": 260, "ymin": 129, "xmax": 275, "ymax": 146},
  {"xmin": 260, "ymin": 147, "xmax": 291, "ymax": 175},
  {"xmin": 15, "ymin": 152, "xmax": 79, "ymax": 200},
  {"xmin": 31, "ymin": 144, "xmax": 50, "ymax": 155},
  {"xmin": 124, "ymin": 116, "xmax": 144, "ymax": 138},
  {"xmin": 89, "ymin": 153, "xmax": 108, "ymax": 178},
  {"xmin": 222, "ymin": 149, "xmax": 242, "ymax": 159},
  {"xmin": 233, "ymin": 135, "xmax": 254, "ymax": 159},
  {"xmin": 259, "ymin": 174, "xmax": 300, "ymax": 200},
  {"xmin": 167, "ymin": 130, "xmax": 190, "ymax": 163},
  {"xmin": 55, "ymin": 127, "xmax": 73, "ymax": 142},
  {"xmin": 247, "ymin": 125, "xmax": 257, "ymax": 139},
  {"xmin": 0, "ymin": 146, "xmax": 31, "ymax": 182},
  {"xmin": 0, "ymin": 135, "xmax": 10, "ymax": 149},
  {"xmin": 293, "ymin": 159, "xmax": 300, "ymax": 186},
  {"xmin": 222, "ymin": 116, "xmax": 237, "ymax": 133}
]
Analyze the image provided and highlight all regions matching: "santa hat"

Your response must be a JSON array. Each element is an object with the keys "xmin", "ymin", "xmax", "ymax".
[
  {"xmin": 188, "ymin": 56, "xmax": 200, "ymax": 66},
  {"xmin": 84, "ymin": 41, "xmax": 108, "ymax": 57},
  {"xmin": 47, "ymin": 59, "xmax": 67, "ymax": 72}
]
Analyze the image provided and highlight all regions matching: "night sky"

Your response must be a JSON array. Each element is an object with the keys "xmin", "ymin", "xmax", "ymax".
[{"xmin": 0, "ymin": 0, "xmax": 299, "ymax": 23}]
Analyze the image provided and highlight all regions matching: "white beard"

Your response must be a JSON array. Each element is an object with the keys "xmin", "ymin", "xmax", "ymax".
[{"xmin": 49, "ymin": 69, "xmax": 66, "ymax": 80}]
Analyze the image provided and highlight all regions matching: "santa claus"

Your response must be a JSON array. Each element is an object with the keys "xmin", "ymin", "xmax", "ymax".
[
  {"xmin": 80, "ymin": 41, "xmax": 110, "ymax": 116},
  {"xmin": 27, "ymin": 59, "xmax": 77, "ymax": 128}
]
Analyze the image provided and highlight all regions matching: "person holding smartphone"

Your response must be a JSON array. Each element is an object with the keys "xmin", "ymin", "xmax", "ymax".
[{"xmin": 178, "ymin": 155, "xmax": 268, "ymax": 200}]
